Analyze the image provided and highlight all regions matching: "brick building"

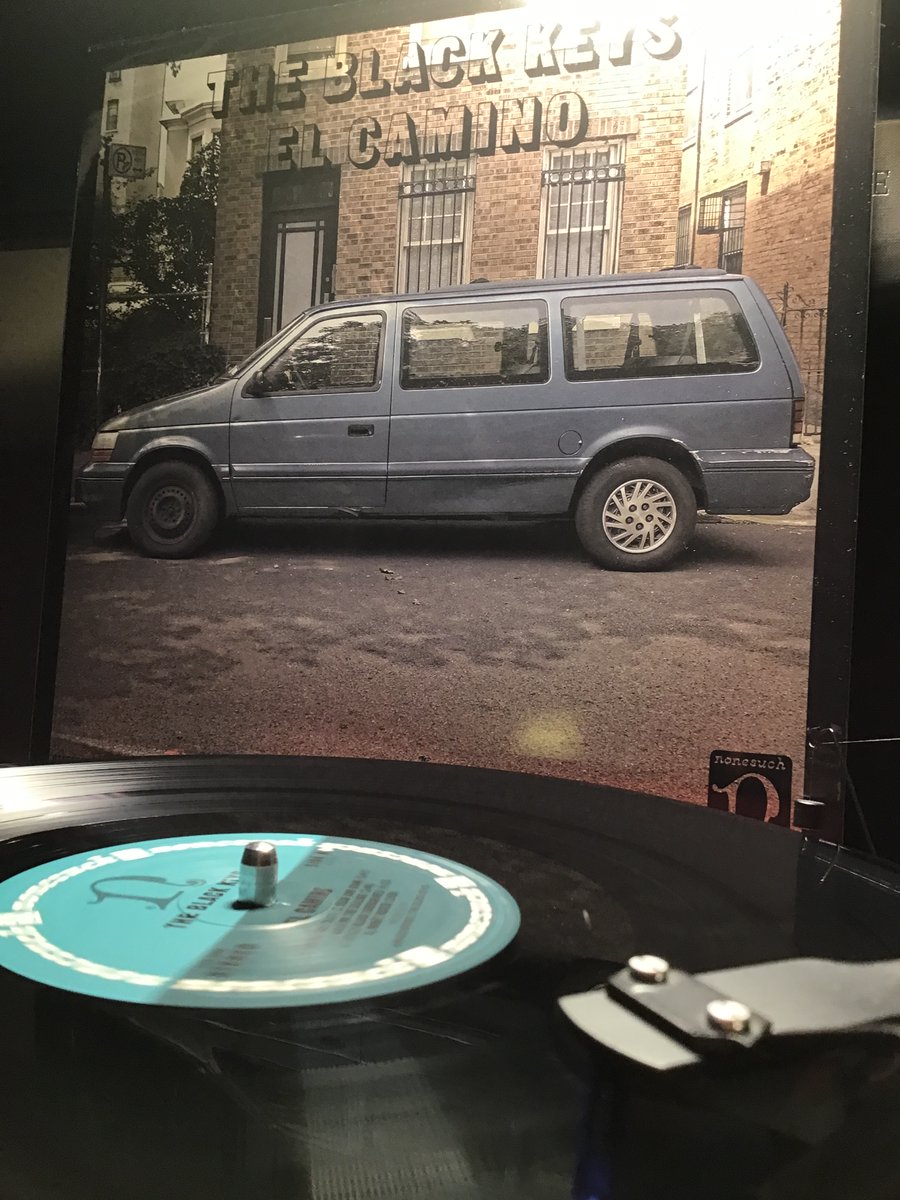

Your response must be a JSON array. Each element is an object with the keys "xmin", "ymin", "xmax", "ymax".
[{"xmin": 209, "ymin": 2, "xmax": 840, "ymax": 426}]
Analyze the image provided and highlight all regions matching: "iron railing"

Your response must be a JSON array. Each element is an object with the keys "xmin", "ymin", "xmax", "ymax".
[{"xmin": 770, "ymin": 284, "xmax": 827, "ymax": 437}]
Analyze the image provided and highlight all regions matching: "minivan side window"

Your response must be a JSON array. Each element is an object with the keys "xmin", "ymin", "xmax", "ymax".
[
  {"xmin": 562, "ymin": 290, "xmax": 760, "ymax": 381},
  {"xmin": 401, "ymin": 300, "xmax": 549, "ymax": 389},
  {"xmin": 255, "ymin": 312, "xmax": 384, "ymax": 394}
]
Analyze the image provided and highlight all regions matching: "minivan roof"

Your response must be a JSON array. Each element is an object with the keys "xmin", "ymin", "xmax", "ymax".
[{"xmin": 322, "ymin": 267, "xmax": 740, "ymax": 311}]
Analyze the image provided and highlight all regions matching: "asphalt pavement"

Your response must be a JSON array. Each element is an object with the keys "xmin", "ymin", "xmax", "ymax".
[{"xmin": 51, "ymin": 511, "xmax": 815, "ymax": 807}]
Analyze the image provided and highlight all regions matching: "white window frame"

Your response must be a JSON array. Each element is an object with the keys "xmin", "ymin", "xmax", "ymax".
[
  {"xmin": 537, "ymin": 144, "xmax": 624, "ymax": 279},
  {"xmin": 683, "ymin": 57, "xmax": 701, "ymax": 148},
  {"xmin": 725, "ymin": 46, "xmax": 753, "ymax": 124},
  {"xmin": 396, "ymin": 159, "xmax": 475, "ymax": 294}
]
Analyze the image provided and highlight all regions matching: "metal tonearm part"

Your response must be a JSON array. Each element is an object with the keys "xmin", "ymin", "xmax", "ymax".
[{"xmin": 560, "ymin": 955, "xmax": 900, "ymax": 1071}]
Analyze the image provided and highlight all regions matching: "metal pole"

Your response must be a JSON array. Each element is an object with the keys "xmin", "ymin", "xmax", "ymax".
[
  {"xmin": 690, "ymin": 47, "xmax": 707, "ymax": 265},
  {"xmin": 95, "ymin": 140, "xmax": 112, "ymax": 436}
]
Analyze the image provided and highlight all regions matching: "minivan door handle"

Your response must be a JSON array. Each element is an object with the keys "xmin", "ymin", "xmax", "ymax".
[{"xmin": 347, "ymin": 423, "xmax": 375, "ymax": 437}]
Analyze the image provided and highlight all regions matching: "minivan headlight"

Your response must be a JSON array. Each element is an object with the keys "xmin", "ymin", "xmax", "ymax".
[{"xmin": 90, "ymin": 431, "xmax": 119, "ymax": 463}]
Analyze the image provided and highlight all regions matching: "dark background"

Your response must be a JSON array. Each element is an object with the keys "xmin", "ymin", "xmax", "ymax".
[{"xmin": 2, "ymin": 0, "xmax": 898, "ymax": 855}]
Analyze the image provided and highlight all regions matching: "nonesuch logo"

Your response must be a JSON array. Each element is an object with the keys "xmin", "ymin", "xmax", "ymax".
[
  {"xmin": 707, "ymin": 750, "xmax": 793, "ymax": 826},
  {"xmin": 88, "ymin": 874, "xmax": 207, "ymax": 911}
]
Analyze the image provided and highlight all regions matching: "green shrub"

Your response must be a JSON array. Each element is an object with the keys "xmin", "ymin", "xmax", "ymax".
[{"xmin": 101, "ymin": 332, "xmax": 226, "ymax": 421}]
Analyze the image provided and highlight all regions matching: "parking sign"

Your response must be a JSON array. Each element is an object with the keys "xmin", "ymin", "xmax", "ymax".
[{"xmin": 107, "ymin": 143, "xmax": 147, "ymax": 179}]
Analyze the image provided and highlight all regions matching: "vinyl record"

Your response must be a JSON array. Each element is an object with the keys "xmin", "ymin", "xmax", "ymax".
[
  {"xmin": 2, "ymin": 757, "xmax": 900, "ymax": 1200},
  {"xmin": 0, "ymin": 831, "xmax": 521, "ymax": 1007}
]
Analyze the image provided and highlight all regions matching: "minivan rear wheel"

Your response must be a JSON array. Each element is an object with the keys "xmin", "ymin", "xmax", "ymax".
[
  {"xmin": 575, "ymin": 457, "xmax": 696, "ymax": 571},
  {"xmin": 125, "ymin": 461, "xmax": 220, "ymax": 559}
]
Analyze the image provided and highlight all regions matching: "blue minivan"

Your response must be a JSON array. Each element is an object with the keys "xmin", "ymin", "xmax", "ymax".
[{"xmin": 79, "ymin": 268, "xmax": 814, "ymax": 570}]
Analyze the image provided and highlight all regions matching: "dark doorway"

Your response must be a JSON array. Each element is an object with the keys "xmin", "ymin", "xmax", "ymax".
[{"xmin": 258, "ymin": 166, "xmax": 340, "ymax": 343}]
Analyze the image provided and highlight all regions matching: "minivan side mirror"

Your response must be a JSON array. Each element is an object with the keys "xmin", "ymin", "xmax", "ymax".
[{"xmin": 244, "ymin": 369, "xmax": 269, "ymax": 398}]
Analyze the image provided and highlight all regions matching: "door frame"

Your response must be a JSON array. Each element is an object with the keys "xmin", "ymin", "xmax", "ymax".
[{"xmin": 257, "ymin": 166, "xmax": 340, "ymax": 344}]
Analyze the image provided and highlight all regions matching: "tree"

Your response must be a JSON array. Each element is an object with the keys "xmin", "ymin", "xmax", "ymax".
[
  {"xmin": 76, "ymin": 136, "xmax": 226, "ymax": 437},
  {"xmin": 112, "ymin": 135, "xmax": 219, "ymax": 324}
]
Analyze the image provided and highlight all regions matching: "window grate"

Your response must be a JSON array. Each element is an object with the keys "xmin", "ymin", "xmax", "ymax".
[
  {"xmin": 397, "ymin": 160, "xmax": 475, "ymax": 293},
  {"xmin": 697, "ymin": 193, "xmax": 723, "ymax": 234},
  {"xmin": 721, "ymin": 226, "xmax": 745, "ymax": 257},
  {"xmin": 540, "ymin": 148, "xmax": 624, "ymax": 279},
  {"xmin": 718, "ymin": 183, "xmax": 747, "ymax": 272},
  {"xmin": 540, "ymin": 162, "xmax": 625, "ymax": 187},
  {"xmin": 399, "ymin": 174, "xmax": 476, "ymax": 199},
  {"xmin": 675, "ymin": 205, "xmax": 692, "ymax": 266}
]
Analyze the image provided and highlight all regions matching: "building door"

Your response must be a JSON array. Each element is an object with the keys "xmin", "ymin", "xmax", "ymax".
[{"xmin": 258, "ymin": 167, "xmax": 340, "ymax": 343}]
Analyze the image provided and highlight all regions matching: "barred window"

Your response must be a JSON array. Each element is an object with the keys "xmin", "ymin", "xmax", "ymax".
[
  {"xmin": 397, "ymin": 160, "xmax": 475, "ymax": 293},
  {"xmin": 698, "ymin": 192, "xmax": 723, "ymax": 234},
  {"xmin": 540, "ymin": 147, "xmax": 624, "ymax": 278},
  {"xmin": 105, "ymin": 99, "xmax": 119, "ymax": 132},
  {"xmin": 675, "ymin": 206, "xmax": 692, "ymax": 266},
  {"xmin": 719, "ymin": 185, "xmax": 747, "ymax": 272}
]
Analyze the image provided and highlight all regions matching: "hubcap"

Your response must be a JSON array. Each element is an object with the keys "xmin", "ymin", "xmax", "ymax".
[
  {"xmin": 147, "ymin": 485, "xmax": 195, "ymax": 540},
  {"xmin": 602, "ymin": 479, "xmax": 677, "ymax": 554}
]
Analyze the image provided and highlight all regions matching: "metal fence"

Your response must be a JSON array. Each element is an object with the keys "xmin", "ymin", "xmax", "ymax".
[{"xmin": 769, "ymin": 284, "xmax": 827, "ymax": 437}]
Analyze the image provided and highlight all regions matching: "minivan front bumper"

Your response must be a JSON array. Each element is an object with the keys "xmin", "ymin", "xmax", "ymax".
[
  {"xmin": 75, "ymin": 463, "xmax": 127, "ymax": 524},
  {"xmin": 695, "ymin": 447, "xmax": 815, "ymax": 516}
]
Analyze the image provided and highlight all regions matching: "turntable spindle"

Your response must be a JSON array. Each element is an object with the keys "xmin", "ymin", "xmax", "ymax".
[{"xmin": 234, "ymin": 840, "xmax": 279, "ymax": 909}]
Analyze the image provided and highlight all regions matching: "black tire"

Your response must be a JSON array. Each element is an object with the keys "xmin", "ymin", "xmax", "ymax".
[
  {"xmin": 574, "ymin": 456, "xmax": 697, "ymax": 571},
  {"xmin": 125, "ymin": 460, "xmax": 221, "ymax": 559}
]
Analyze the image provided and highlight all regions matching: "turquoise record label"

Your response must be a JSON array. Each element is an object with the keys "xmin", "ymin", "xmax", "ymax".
[{"xmin": 0, "ymin": 834, "xmax": 520, "ymax": 1008}]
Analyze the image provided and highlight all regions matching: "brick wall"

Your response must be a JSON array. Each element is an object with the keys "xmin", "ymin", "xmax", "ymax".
[
  {"xmin": 679, "ymin": 4, "xmax": 840, "ymax": 312},
  {"xmin": 210, "ymin": 47, "xmax": 275, "ymax": 358},
  {"xmin": 210, "ymin": 8, "xmax": 840, "ymax": 363},
  {"xmin": 210, "ymin": 18, "xmax": 687, "ymax": 359}
]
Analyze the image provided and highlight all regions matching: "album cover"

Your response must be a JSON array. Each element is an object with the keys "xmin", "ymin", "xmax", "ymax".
[{"xmin": 50, "ymin": 1, "xmax": 868, "ymax": 826}]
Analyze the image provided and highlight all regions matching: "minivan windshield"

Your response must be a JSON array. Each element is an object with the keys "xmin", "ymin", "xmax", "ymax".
[{"xmin": 210, "ymin": 309, "xmax": 312, "ymax": 382}]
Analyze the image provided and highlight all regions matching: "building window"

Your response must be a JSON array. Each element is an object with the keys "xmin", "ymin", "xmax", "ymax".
[
  {"xmin": 719, "ymin": 184, "xmax": 747, "ymax": 272},
  {"xmin": 675, "ymin": 206, "xmax": 692, "ymax": 266},
  {"xmin": 397, "ymin": 160, "xmax": 475, "ymax": 293},
  {"xmin": 190, "ymin": 135, "xmax": 204, "ymax": 159},
  {"xmin": 683, "ymin": 54, "xmax": 701, "ymax": 147},
  {"xmin": 540, "ymin": 147, "xmax": 624, "ymax": 278},
  {"xmin": 107, "ymin": 69, "xmax": 122, "ymax": 84},
  {"xmin": 276, "ymin": 35, "xmax": 349, "ymax": 82},
  {"xmin": 696, "ymin": 184, "xmax": 747, "ymax": 271},
  {"xmin": 105, "ymin": 99, "xmax": 119, "ymax": 132},
  {"xmin": 400, "ymin": 300, "xmax": 549, "ymax": 390},
  {"xmin": 697, "ymin": 192, "xmax": 724, "ymax": 234},
  {"xmin": 561, "ymin": 291, "xmax": 759, "ymax": 382},
  {"xmin": 726, "ymin": 48, "xmax": 753, "ymax": 122}
]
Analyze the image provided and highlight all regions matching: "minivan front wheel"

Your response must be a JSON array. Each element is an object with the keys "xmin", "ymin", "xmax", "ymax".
[
  {"xmin": 575, "ymin": 457, "xmax": 696, "ymax": 571},
  {"xmin": 125, "ymin": 460, "xmax": 220, "ymax": 559}
]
